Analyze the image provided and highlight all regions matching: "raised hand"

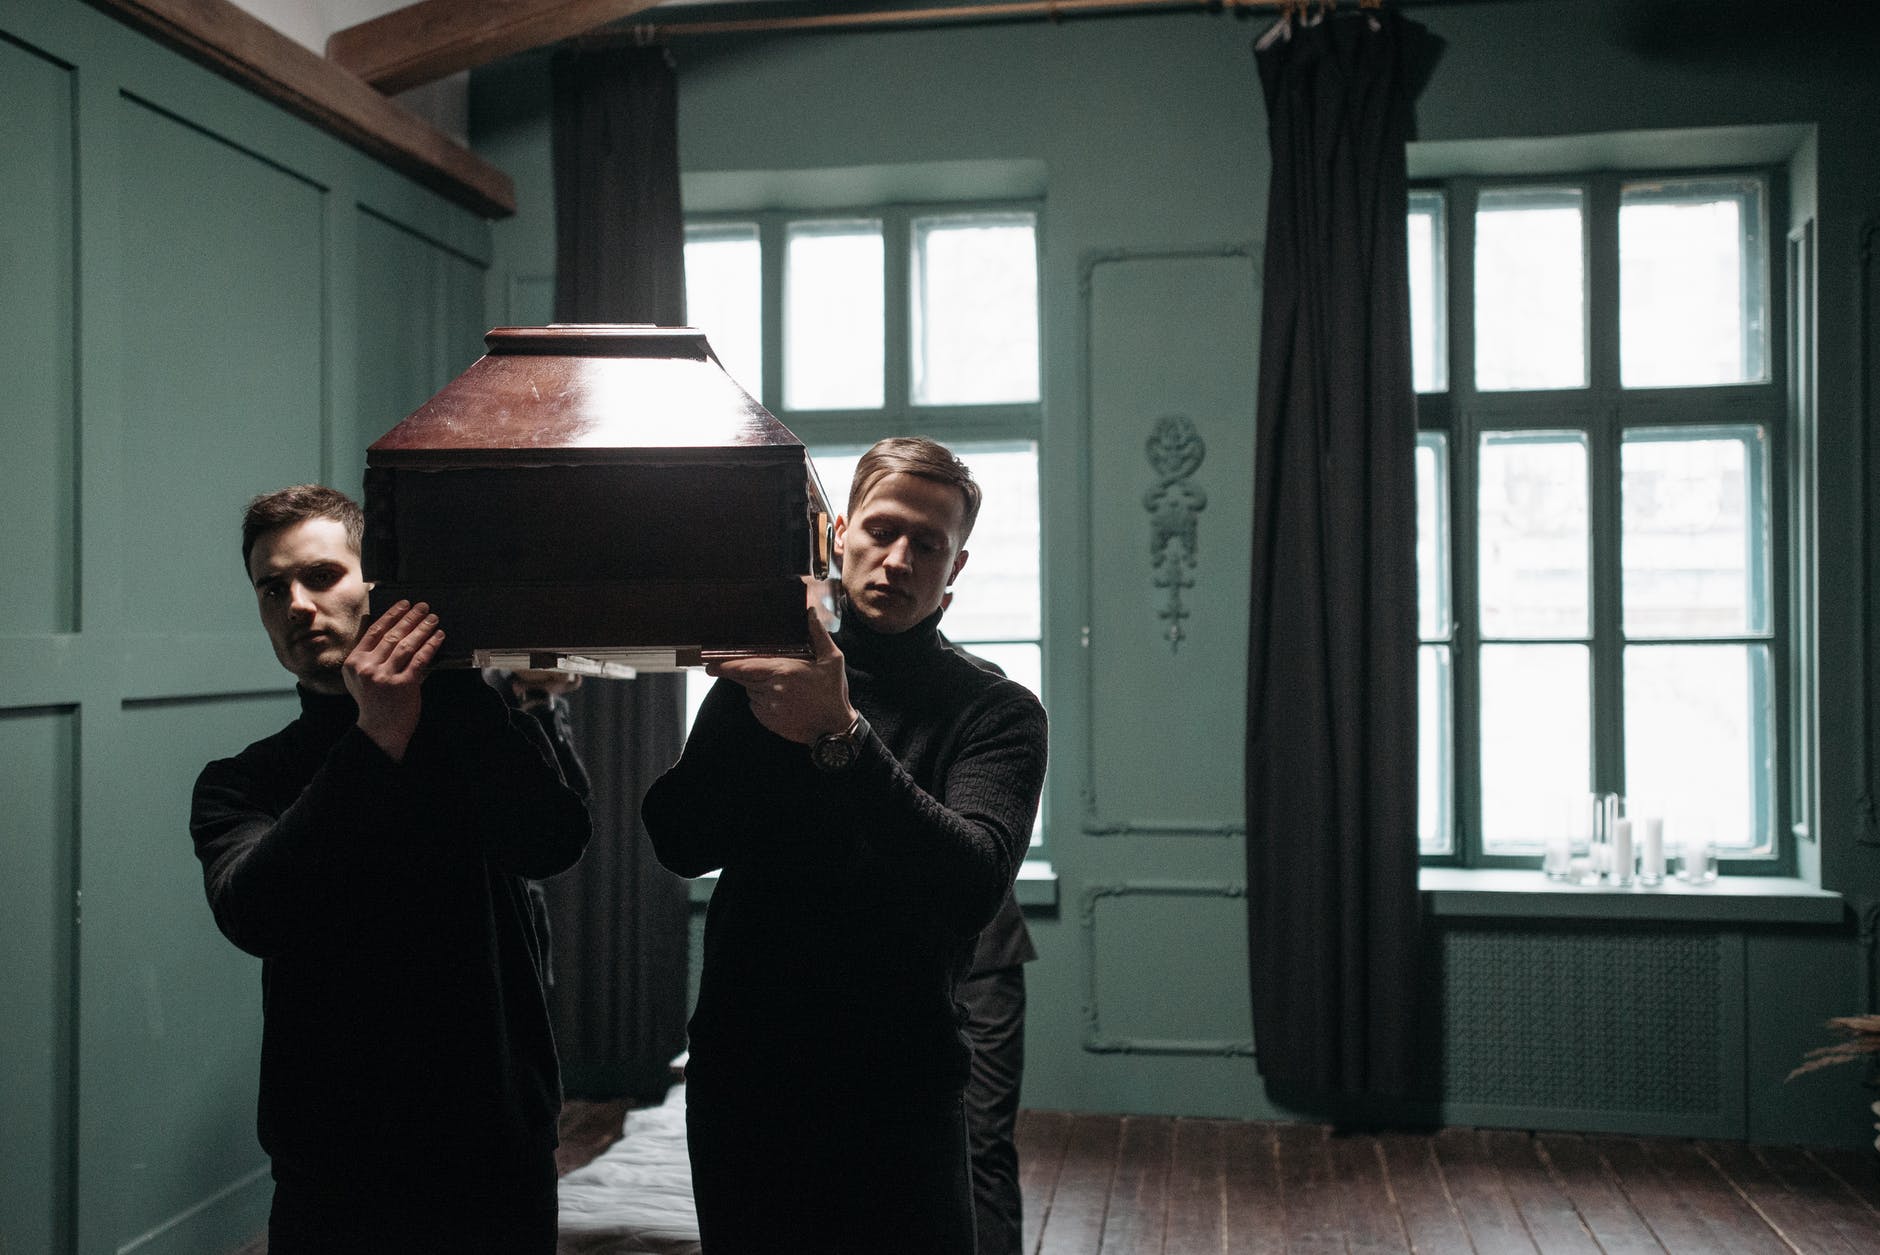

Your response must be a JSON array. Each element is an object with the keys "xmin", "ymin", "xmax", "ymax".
[
  {"xmin": 344, "ymin": 599, "xmax": 444, "ymax": 762},
  {"xmin": 709, "ymin": 605, "xmax": 855, "ymax": 746}
]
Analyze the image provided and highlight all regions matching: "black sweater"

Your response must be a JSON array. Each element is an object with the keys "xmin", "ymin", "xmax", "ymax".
[
  {"xmin": 189, "ymin": 669, "xmax": 590, "ymax": 1187},
  {"xmin": 642, "ymin": 607, "xmax": 1048, "ymax": 1097}
]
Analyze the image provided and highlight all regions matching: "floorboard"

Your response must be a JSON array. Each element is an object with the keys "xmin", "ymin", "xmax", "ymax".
[
  {"xmin": 1699, "ymin": 1139, "xmax": 1860, "ymax": 1255},
  {"xmin": 1482, "ymin": 1127, "xmax": 1600, "ymax": 1254},
  {"xmin": 1162, "ymin": 1119, "xmax": 1225, "ymax": 1255},
  {"xmin": 1379, "ymin": 1129, "xmax": 1477, "ymax": 1253},
  {"xmin": 1534, "ymin": 1131, "xmax": 1667, "ymax": 1255},
  {"xmin": 1221, "ymin": 1120, "xmax": 1286, "ymax": 1255},
  {"xmin": 1099, "ymin": 1116, "xmax": 1173, "ymax": 1254},
  {"xmin": 1436, "ymin": 1125, "xmax": 1541, "ymax": 1254}
]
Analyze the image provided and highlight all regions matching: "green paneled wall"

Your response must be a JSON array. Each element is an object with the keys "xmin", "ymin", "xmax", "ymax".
[
  {"xmin": 118, "ymin": 98, "xmax": 327, "ymax": 640},
  {"xmin": 1, "ymin": 34, "xmax": 77, "ymax": 640},
  {"xmin": 0, "ymin": 707, "xmax": 77, "ymax": 1255},
  {"xmin": 0, "ymin": 2, "xmax": 492, "ymax": 1251},
  {"xmin": 473, "ymin": 0, "xmax": 1878, "ymax": 1147}
]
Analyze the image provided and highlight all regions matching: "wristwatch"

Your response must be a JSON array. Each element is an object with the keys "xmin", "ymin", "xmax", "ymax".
[{"xmin": 810, "ymin": 711, "xmax": 869, "ymax": 773}]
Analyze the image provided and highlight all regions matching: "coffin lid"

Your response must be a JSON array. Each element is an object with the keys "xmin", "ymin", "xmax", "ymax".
[{"xmin": 367, "ymin": 324, "xmax": 801, "ymax": 467}]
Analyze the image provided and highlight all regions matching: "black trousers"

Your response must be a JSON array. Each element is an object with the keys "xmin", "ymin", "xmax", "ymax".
[
  {"xmin": 265, "ymin": 1158, "xmax": 557, "ymax": 1255},
  {"xmin": 686, "ymin": 1079, "xmax": 975, "ymax": 1255},
  {"xmin": 960, "ymin": 966, "xmax": 1026, "ymax": 1255}
]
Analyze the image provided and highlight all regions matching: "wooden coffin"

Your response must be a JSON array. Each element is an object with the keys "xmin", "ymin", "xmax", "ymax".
[{"xmin": 363, "ymin": 325, "xmax": 834, "ymax": 672}]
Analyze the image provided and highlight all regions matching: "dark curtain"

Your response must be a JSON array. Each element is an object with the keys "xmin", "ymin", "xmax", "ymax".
[
  {"xmin": 1245, "ymin": 10, "xmax": 1439, "ymax": 1098},
  {"xmin": 547, "ymin": 43, "xmax": 690, "ymax": 1100}
]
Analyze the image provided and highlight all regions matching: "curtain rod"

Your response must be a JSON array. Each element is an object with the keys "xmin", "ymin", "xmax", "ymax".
[{"xmin": 647, "ymin": 0, "xmax": 1304, "ymax": 39}]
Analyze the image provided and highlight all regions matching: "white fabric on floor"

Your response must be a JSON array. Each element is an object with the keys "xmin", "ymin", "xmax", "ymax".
[{"xmin": 556, "ymin": 1082, "xmax": 700, "ymax": 1255}]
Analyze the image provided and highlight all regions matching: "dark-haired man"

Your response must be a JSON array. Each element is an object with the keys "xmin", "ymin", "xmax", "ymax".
[
  {"xmin": 644, "ymin": 438, "xmax": 1048, "ymax": 1254},
  {"xmin": 189, "ymin": 484, "xmax": 590, "ymax": 1254}
]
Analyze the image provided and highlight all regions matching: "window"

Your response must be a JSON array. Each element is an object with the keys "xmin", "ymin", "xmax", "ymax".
[
  {"xmin": 683, "ymin": 204, "xmax": 1046, "ymax": 843},
  {"xmin": 1411, "ymin": 171, "xmax": 1787, "ymax": 869}
]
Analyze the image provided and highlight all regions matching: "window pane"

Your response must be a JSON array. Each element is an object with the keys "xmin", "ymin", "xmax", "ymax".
[
  {"xmin": 1621, "ymin": 178, "xmax": 1767, "ymax": 387},
  {"xmin": 812, "ymin": 441, "xmax": 1041, "ymax": 643},
  {"xmin": 1625, "ymin": 643, "xmax": 1772, "ymax": 853},
  {"xmin": 1622, "ymin": 428, "xmax": 1768, "ymax": 637},
  {"xmin": 1408, "ymin": 190, "xmax": 1448, "ymax": 394},
  {"xmin": 785, "ymin": 221, "xmax": 883, "ymax": 410},
  {"xmin": 1416, "ymin": 434, "xmax": 1450, "ymax": 641},
  {"xmin": 1419, "ymin": 643, "xmax": 1453, "ymax": 854},
  {"xmin": 1478, "ymin": 432, "xmax": 1589, "ymax": 638},
  {"xmin": 1480, "ymin": 643, "xmax": 1590, "ymax": 852},
  {"xmin": 684, "ymin": 669, "xmax": 713, "ymax": 738},
  {"xmin": 684, "ymin": 223, "xmax": 763, "ymax": 398},
  {"xmin": 950, "ymin": 641, "xmax": 1040, "ymax": 701},
  {"xmin": 1475, "ymin": 187, "xmax": 1586, "ymax": 391},
  {"xmin": 912, "ymin": 214, "xmax": 1039, "ymax": 406}
]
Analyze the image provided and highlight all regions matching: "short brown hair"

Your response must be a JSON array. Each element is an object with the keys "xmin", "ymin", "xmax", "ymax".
[
  {"xmin": 241, "ymin": 484, "xmax": 363, "ymax": 571},
  {"xmin": 846, "ymin": 437, "xmax": 982, "ymax": 544}
]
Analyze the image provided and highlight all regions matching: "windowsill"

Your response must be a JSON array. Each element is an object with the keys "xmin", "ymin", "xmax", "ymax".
[
  {"xmin": 686, "ymin": 859, "xmax": 1059, "ymax": 907},
  {"xmin": 1420, "ymin": 867, "xmax": 1844, "ymax": 924}
]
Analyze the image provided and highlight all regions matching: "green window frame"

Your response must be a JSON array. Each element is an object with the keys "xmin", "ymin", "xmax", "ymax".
[{"xmin": 1413, "ymin": 169, "xmax": 1794, "ymax": 874}]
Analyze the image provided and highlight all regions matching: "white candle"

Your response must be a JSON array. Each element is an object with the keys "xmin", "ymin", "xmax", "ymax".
[
  {"xmin": 1569, "ymin": 856, "xmax": 1593, "ymax": 883},
  {"xmin": 1639, "ymin": 817, "xmax": 1664, "ymax": 884},
  {"xmin": 1610, "ymin": 817, "xmax": 1633, "ymax": 884}
]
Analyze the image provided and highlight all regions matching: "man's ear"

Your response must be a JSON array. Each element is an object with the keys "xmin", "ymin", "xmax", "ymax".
[
  {"xmin": 832, "ymin": 515, "xmax": 848, "ymax": 559},
  {"xmin": 949, "ymin": 547, "xmax": 969, "ymax": 586}
]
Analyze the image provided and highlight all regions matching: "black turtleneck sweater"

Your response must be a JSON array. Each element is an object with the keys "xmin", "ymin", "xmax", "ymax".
[
  {"xmin": 642, "ymin": 606, "xmax": 1048, "ymax": 1097},
  {"xmin": 188, "ymin": 669, "xmax": 590, "ymax": 1188}
]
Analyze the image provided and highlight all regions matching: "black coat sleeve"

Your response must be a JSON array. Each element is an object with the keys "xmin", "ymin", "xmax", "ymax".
[
  {"xmin": 405, "ymin": 670, "xmax": 592, "ymax": 880},
  {"xmin": 641, "ymin": 676, "xmax": 810, "ymax": 878},
  {"xmin": 834, "ymin": 690, "xmax": 1048, "ymax": 939},
  {"xmin": 189, "ymin": 727, "xmax": 409, "ymax": 959}
]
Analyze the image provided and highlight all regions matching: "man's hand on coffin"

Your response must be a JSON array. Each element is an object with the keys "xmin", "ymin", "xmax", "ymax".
[
  {"xmin": 344, "ymin": 599, "xmax": 444, "ymax": 764},
  {"xmin": 707, "ymin": 606, "xmax": 858, "ymax": 747}
]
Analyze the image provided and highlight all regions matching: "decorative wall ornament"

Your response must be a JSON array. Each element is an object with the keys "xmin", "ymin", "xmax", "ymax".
[{"xmin": 1143, "ymin": 414, "xmax": 1208, "ymax": 651}]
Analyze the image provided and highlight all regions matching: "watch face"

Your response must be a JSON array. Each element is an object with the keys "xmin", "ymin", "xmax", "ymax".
[{"xmin": 812, "ymin": 732, "xmax": 857, "ymax": 772}]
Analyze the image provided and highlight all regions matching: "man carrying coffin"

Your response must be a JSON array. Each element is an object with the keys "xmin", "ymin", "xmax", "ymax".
[
  {"xmin": 644, "ymin": 438, "xmax": 1049, "ymax": 1253},
  {"xmin": 189, "ymin": 484, "xmax": 590, "ymax": 1254}
]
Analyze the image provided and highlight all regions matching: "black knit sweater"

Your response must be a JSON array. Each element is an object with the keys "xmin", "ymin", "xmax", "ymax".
[
  {"xmin": 642, "ymin": 605, "xmax": 1048, "ymax": 1097},
  {"xmin": 188, "ymin": 669, "xmax": 590, "ymax": 1187}
]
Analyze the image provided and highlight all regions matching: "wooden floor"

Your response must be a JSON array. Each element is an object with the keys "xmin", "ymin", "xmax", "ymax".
[
  {"xmin": 237, "ymin": 1103, "xmax": 1880, "ymax": 1253},
  {"xmin": 1009, "ymin": 1111, "xmax": 1880, "ymax": 1255}
]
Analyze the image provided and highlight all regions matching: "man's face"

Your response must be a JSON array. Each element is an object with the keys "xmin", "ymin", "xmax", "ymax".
[
  {"xmin": 246, "ymin": 517, "xmax": 371, "ymax": 693},
  {"xmin": 835, "ymin": 472, "xmax": 970, "ymax": 635}
]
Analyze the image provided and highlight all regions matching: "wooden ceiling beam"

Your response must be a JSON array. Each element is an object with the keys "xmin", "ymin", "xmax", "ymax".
[
  {"xmin": 327, "ymin": 0, "xmax": 667, "ymax": 96},
  {"xmin": 86, "ymin": 0, "xmax": 516, "ymax": 218}
]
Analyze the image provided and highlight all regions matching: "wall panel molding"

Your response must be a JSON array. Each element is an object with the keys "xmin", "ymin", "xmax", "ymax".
[
  {"xmin": 1078, "ymin": 243, "xmax": 1258, "ymax": 838},
  {"xmin": 1079, "ymin": 879, "xmax": 1254, "ymax": 1056}
]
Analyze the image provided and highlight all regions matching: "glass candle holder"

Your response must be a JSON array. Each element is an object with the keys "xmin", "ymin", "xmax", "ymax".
[
  {"xmin": 1587, "ymin": 792, "xmax": 1625, "ymax": 885},
  {"xmin": 1678, "ymin": 835, "xmax": 1717, "ymax": 884},
  {"xmin": 1566, "ymin": 793, "xmax": 1600, "ymax": 884}
]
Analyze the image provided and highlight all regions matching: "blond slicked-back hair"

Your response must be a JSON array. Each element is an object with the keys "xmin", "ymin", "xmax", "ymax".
[{"xmin": 846, "ymin": 437, "xmax": 982, "ymax": 543}]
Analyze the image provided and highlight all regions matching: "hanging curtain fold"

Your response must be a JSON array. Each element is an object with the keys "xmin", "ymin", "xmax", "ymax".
[
  {"xmin": 1245, "ymin": 8, "xmax": 1440, "ymax": 1098},
  {"xmin": 546, "ymin": 43, "xmax": 691, "ymax": 1100}
]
